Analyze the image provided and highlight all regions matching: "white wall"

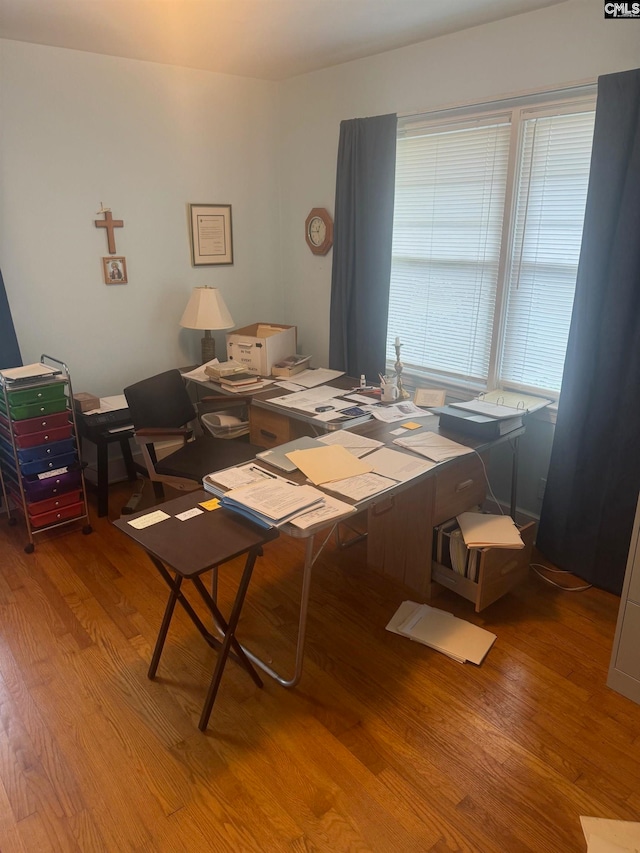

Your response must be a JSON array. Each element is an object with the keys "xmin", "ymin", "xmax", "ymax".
[
  {"xmin": 278, "ymin": 0, "xmax": 640, "ymax": 368},
  {"xmin": 0, "ymin": 40, "xmax": 282, "ymax": 395}
]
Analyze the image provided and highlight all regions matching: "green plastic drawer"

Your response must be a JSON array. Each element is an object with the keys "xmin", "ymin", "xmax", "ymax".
[
  {"xmin": 0, "ymin": 396, "xmax": 68, "ymax": 421},
  {"xmin": 5, "ymin": 381, "xmax": 66, "ymax": 406}
]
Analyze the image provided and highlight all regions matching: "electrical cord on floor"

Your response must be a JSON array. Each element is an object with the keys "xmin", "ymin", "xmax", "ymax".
[
  {"xmin": 530, "ymin": 562, "xmax": 593, "ymax": 591},
  {"xmin": 120, "ymin": 475, "xmax": 146, "ymax": 516}
]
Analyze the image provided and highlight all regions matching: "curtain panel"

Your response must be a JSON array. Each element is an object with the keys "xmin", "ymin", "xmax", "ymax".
[
  {"xmin": 537, "ymin": 68, "xmax": 640, "ymax": 594},
  {"xmin": 329, "ymin": 113, "xmax": 397, "ymax": 381},
  {"xmin": 0, "ymin": 270, "xmax": 22, "ymax": 369}
]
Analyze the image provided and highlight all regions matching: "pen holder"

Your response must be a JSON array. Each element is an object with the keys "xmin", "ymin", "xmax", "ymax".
[{"xmin": 380, "ymin": 379, "xmax": 400, "ymax": 403}]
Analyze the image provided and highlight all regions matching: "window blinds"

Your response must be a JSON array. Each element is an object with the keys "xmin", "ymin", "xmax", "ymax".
[
  {"xmin": 500, "ymin": 110, "xmax": 596, "ymax": 391},
  {"xmin": 388, "ymin": 95, "xmax": 596, "ymax": 396},
  {"xmin": 389, "ymin": 118, "xmax": 511, "ymax": 384}
]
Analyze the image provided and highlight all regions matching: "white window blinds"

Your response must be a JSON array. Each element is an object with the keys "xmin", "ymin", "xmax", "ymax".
[
  {"xmin": 388, "ymin": 92, "xmax": 596, "ymax": 397},
  {"xmin": 500, "ymin": 110, "xmax": 596, "ymax": 391},
  {"xmin": 389, "ymin": 117, "xmax": 510, "ymax": 384}
]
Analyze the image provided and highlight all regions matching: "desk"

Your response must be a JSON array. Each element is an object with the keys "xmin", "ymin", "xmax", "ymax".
[
  {"xmin": 204, "ymin": 416, "xmax": 523, "ymax": 690},
  {"xmin": 76, "ymin": 415, "xmax": 137, "ymax": 517},
  {"xmin": 114, "ymin": 490, "xmax": 279, "ymax": 731}
]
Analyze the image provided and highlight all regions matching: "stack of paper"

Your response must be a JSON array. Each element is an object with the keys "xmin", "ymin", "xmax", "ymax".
[
  {"xmin": 220, "ymin": 480, "xmax": 324, "ymax": 528},
  {"xmin": 456, "ymin": 512, "xmax": 524, "ymax": 549},
  {"xmin": 386, "ymin": 601, "xmax": 496, "ymax": 664},
  {"xmin": 317, "ymin": 429, "xmax": 384, "ymax": 458}
]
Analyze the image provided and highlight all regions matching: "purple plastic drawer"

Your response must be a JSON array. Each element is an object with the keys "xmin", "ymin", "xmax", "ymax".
[{"xmin": 22, "ymin": 470, "xmax": 82, "ymax": 502}]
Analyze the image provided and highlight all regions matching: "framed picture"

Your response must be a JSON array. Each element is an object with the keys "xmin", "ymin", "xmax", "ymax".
[
  {"xmin": 189, "ymin": 203, "xmax": 233, "ymax": 266},
  {"xmin": 103, "ymin": 256, "xmax": 128, "ymax": 284}
]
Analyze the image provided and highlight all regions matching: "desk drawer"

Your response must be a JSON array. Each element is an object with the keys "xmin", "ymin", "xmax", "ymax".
[
  {"xmin": 5, "ymin": 381, "xmax": 66, "ymax": 407},
  {"xmin": 1, "ymin": 410, "xmax": 70, "ymax": 436},
  {"xmin": 432, "ymin": 455, "xmax": 486, "ymax": 525},
  {"xmin": 249, "ymin": 408, "xmax": 293, "ymax": 449},
  {"xmin": 29, "ymin": 501, "xmax": 84, "ymax": 529}
]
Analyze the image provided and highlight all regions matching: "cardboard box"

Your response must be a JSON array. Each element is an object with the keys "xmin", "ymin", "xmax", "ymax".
[
  {"xmin": 73, "ymin": 392, "xmax": 100, "ymax": 413},
  {"xmin": 226, "ymin": 323, "xmax": 297, "ymax": 376}
]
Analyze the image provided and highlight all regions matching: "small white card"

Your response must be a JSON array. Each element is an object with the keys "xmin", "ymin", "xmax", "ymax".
[
  {"xmin": 175, "ymin": 507, "xmax": 204, "ymax": 521},
  {"xmin": 128, "ymin": 510, "xmax": 170, "ymax": 529}
]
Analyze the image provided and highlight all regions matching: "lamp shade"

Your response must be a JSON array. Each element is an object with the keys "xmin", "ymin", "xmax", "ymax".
[{"xmin": 179, "ymin": 286, "xmax": 234, "ymax": 331}]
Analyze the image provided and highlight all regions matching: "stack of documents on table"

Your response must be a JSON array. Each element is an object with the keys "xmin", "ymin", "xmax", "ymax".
[
  {"xmin": 219, "ymin": 480, "xmax": 325, "ymax": 528},
  {"xmin": 456, "ymin": 512, "xmax": 524, "ymax": 549},
  {"xmin": 386, "ymin": 600, "xmax": 496, "ymax": 664},
  {"xmin": 255, "ymin": 436, "xmax": 323, "ymax": 472},
  {"xmin": 203, "ymin": 463, "xmax": 290, "ymax": 497},
  {"xmin": 393, "ymin": 431, "xmax": 473, "ymax": 462},
  {"xmin": 322, "ymin": 472, "xmax": 397, "ymax": 501}
]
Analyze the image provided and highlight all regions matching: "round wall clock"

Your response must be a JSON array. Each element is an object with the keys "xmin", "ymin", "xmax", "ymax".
[{"xmin": 305, "ymin": 208, "xmax": 333, "ymax": 255}]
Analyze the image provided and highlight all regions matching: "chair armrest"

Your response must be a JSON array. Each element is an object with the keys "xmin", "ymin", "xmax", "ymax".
[{"xmin": 135, "ymin": 427, "xmax": 193, "ymax": 439}]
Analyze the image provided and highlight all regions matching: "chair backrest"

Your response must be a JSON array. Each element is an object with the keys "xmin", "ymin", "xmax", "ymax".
[{"xmin": 124, "ymin": 369, "xmax": 196, "ymax": 429}]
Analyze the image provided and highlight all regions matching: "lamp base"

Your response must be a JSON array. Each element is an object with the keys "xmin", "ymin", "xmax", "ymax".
[{"xmin": 201, "ymin": 334, "xmax": 216, "ymax": 364}]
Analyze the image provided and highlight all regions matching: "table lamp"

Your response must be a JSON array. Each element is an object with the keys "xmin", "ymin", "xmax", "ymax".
[{"xmin": 179, "ymin": 286, "xmax": 235, "ymax": 364}]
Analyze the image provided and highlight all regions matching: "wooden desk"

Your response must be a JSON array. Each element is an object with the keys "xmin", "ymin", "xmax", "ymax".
[{"xmin": 114, "ymin": 491, "xmax": 279, "ymax": 731}]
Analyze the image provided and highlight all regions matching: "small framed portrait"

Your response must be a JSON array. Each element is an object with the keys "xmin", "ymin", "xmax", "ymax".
[{"xmin": 103, "ymin": 256, "xmax": 128, "ymax": 284}]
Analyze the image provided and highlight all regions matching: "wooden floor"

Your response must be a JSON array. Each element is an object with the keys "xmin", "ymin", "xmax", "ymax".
[{"xmin": 0, "ymin": 483, "xmax": 638, "ymax": 853}]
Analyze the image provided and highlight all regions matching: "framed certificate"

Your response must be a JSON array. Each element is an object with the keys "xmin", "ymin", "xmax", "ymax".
[{"xmin": 188, "ymin": 203, "xmax": 233, "ymax": 266}]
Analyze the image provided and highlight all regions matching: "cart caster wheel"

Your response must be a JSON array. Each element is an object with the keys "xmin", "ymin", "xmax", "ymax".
[
  {"xmin": 24, "ymin": 543, "xmax": 35, "ymax": 554},
  {"xmin": 82, "ymin": 525, "xmax": 93, "ymax": 535},
  {"xmin": 8, "ymin": 517, "xmax": 17, "ymax": 526}
]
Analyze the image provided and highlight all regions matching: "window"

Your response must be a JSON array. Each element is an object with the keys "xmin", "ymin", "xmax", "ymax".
[{"xmin": 387, "ymin": 90, "xmax": 596, "ymax": 398}]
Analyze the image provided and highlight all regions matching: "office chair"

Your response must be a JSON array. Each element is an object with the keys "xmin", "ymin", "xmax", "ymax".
[{"xmin": 124, "ymin": 369, "xmax": 259, "ymax": 494}]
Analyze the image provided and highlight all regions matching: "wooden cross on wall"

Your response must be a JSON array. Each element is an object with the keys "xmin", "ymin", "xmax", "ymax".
[{"xmin": 95, "ymin": 209, "xmax": 124, "ymax": 254}]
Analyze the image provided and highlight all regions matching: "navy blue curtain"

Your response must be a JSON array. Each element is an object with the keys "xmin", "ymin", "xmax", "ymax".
[
  {"xmin": 329, "ymin": 113, "xmax": 397, "ymax": 381},
  {"xmin": 0, "ymin": 269, "xmax": 22, "ymax": 369},
  {"xmin": 537, "ymin": 68, "xmax": 640, "ymax": 594}
]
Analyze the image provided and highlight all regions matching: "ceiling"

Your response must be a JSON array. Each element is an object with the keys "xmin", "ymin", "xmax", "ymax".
[{"xmin": 0, "ymin": 0, "xmax": 568, "ymax": 81}]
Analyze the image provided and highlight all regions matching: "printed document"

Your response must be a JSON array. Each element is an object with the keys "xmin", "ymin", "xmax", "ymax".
[
  {"xmin": 287, "ymin": 368, "xmax": 345, "ymax": 388},
  {"xmin": 393, "ymin": 432, "xmax": 473, "ymax": 462},
  {"xmin": 365, "ymin": 447, "xmax": 437, "ymax": 481},
  {"xmin": 323, "ymin": 472, "xmax": 397, "ymax": 501},
  {"xmin": 289, "ymin": 495, "xmax": 356, "ymax": 530},
  {"xmin": 221, "ymin": 481, "xmax": 323, "ymax": 525},
  {"xmin": 268, "ymin": 385, "xmax": 345, "ymax": 411},
  {"xmin": 369, "ymin": 402, "xmax": 434, "ymax": 423},
  {"xmin": 317, "ymin": 429, "xmax": 384, "ymax": 457}
]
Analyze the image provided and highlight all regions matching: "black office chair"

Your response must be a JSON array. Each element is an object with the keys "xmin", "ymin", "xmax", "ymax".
[{"xmin": 124, "ymin": 369, "xmax": 259, "ymax": 494}]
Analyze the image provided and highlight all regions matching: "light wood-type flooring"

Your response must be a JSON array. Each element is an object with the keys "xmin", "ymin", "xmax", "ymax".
[{"xmin": 0, "ymin": 481, "xmax": 638, "ymax": 852}]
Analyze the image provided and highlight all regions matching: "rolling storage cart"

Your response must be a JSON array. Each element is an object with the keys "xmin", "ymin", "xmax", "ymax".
[{"xmin": 0, "ymin": 355, "xmax": 92, "ymax": 552}]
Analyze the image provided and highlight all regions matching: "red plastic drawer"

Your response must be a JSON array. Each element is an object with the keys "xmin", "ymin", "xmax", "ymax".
[
  {"xmin": 27, "ymin": 490, "xmax": 83, "ymax": 517},
  {"xmin": 29, "ymin": 501, "xmax": 84, "ymax": 529},
  {"xmin": 3, "ymin": 410, "xmax": 71, "ymax": 436},
  {"xmin": 12, "ymin": 424, "xmax": 73, "ymax": 449}
]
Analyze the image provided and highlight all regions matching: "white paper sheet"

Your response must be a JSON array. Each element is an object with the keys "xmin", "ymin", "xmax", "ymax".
[
  {"xmin": 366, "ymin": 447, "xmax": 437, "ymax": 481},
  {"xmin": 287, "ymin": 368, "xmax": 345, "ymax": 388},
  {"xmin": 323, "ymin": 472, "xmax": 397, "ymax": 501},
  {"xmin": 393, "ymin": 432, "xmax": 473, "ymax": 462},
  {"xmin": 128, "ymin": 509, "xmax": 170, "ymax": 529},
  {"xmin": 317, "ymin": 429, "xmax": 384, "ymax": 457},
  {"xmin": 268, "ymin": 385, "xmax": 345, "ymax": 410},
  {"xmin": 369, "ymin": 402, "xmax": 433, "ymax": 423},
  {"xmin": 288, "ymin": 496, "xmax": 356, "ymax": 530}
]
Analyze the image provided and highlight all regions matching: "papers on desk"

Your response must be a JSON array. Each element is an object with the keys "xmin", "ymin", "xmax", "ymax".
[
  {"xmin": 286, "ymin": 368, "xmax": 345, "ymax": 388},
  {"xmin": 286, "ymin": 444, "xmax": 373, "ymax": 485},
  {"xmin": 369, "ymin": 402, "xmax": 434, "ymax": 423},
  {"xmin": 220, "ymin": 481, "xmax": 324, "ymax": 528},
  {"xmin": 386, "ymin": 600, "xmax": 496, "ymax": 665},
  {"xmin": 203, "ymin": 463, "xmax": 290, "ymax": 496},
  {"xmin": 393, "ymin": 431, "xmax": 473, "ymax": 462},
  {"xmin": 181, "ymin": 358, "xmax": 220, "ymax": 382},
  {"xmin": 84, "ymin": 394, "xmax": 129, "ymax": 416},
  {"xmin": 366, "ymin": 447, "xmax": 437, "ymax": 481},
  {"xmin": 268, "ymin": 385, "xmax": 345, "ymax": 412},
  {"xmin": 288, "ymin": 495, "xmax": 356, "ymax": 530},
  {"xmin": 323, "ymin": 472, "xmax": 397, "ymax": 501},
  {"xmin": 317, "ymin": 429, "xmax": 384, "ymax": 458}
]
